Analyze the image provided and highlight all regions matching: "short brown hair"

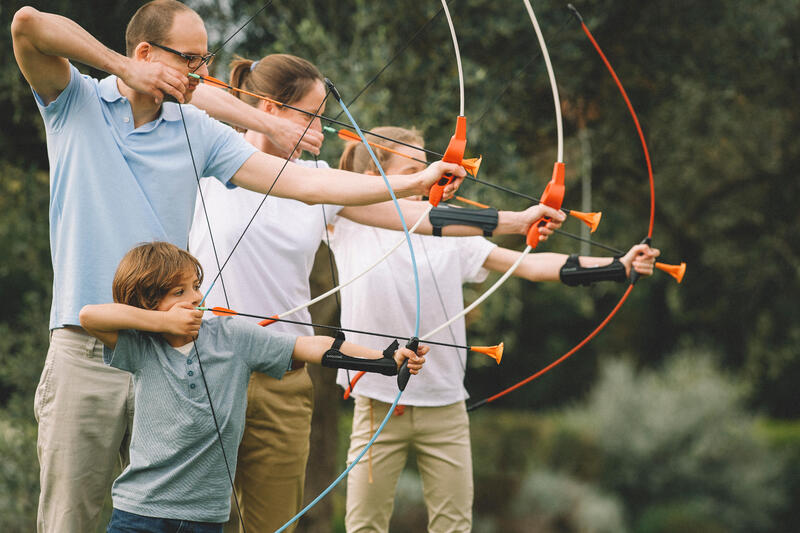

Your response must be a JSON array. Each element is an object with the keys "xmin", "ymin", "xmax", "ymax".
[
  {"xmin": 125, "ymin": 0, "xmax": 195, "ymax": 57},
  {"xmin": 113, "ymin": 242, "xmax": 203, "ymax": 310}
]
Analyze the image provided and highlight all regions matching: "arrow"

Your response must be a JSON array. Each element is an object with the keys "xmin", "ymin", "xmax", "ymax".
[{"xmin": 198, "ymin": 306, "xmax": 503, "ymax": 363}]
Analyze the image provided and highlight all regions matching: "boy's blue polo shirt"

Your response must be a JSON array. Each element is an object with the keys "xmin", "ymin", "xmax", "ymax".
[
  {"xmin": 34, "ymin": 64, "xmax": 257, "ymax": 329},
  {"xmin": 104, "ymin": 317, "xmax": 295, "ymax": 522}
]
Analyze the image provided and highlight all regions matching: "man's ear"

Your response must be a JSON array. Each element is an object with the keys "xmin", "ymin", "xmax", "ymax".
[{"xmin": 133, "ymin": 42, "xmax": 152, "ymax": 62}]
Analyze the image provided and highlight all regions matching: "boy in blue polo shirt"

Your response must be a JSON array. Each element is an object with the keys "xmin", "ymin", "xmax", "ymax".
[{"xmin": 79, "ymin": 241, "xmax": 427, "ymax": 531}]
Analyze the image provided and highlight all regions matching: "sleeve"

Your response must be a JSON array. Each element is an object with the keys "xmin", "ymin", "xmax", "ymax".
[
  {"xmin": 322, "ymin": 203, "xmax": 344, "ymax": 221},
  {"xmin": 102, "ymin": 330, "xmax": 147, "ymax": 373},
  {"xmin": 32, "ymin": 63, "xmax": 95, "ymax": 132},
  {"xmin": 221, "ymin": 318, "xmax": 295, "ymax": 379},
  {"xmin": 459, "ymin": 236, "xmax": 498, "ymax": 284},
  {"xmin": 190, "ymin": 109, "xmax": 258, "ymax": 186}
]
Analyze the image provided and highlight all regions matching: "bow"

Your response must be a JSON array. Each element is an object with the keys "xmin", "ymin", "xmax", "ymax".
[
  {"xmin": 174, "ymin": 3, "xmax": 341, "ymax": 530},
  {"xmin": 410, "ymin": 0, "xmax": 566, "ymax": 344},
  {"xmin": 467, "ymin": 3, "xmax": 686, "ymax": 411}
]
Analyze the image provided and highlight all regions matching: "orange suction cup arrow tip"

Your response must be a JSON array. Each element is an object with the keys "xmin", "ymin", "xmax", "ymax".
[
  {"xmin": 462, "ymin": 156, "xmax": 482, "ymax": 177},
  {"xmin": 656, "ymin": 262, "xmax": 686, "ymax": 284},
  {"xmin": 210, "ymin": 306, "xmax": 237, "ymax": 316},
  {"xmin": 471, "ymin": 343, "xmax": 503, "ymax": 364},
  {"xmin": 570, "ymin": 210, "xmax": 602, "ymax": 232},
  {"xmin": 258, "ymin": 315, "xmax": 280, "ymax": 327}
]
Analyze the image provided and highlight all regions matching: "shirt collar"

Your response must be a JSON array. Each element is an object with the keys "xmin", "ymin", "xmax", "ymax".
[
  {"xmin": 98, "ymin": 75, "xmax": 124, "ymax": 103},
  {"xmin": 99, "ymin": 75, "xmax": 182, "ymax": 123}
]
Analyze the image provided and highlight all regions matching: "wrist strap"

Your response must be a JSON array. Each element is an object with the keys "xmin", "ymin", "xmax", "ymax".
[
  {"xmin": 560, "ymin": 254, "xmax": 627, "ymax": 286},
  {"xmin": 429, "ymin": 205, "xmax": 498, "ymax": 237}
]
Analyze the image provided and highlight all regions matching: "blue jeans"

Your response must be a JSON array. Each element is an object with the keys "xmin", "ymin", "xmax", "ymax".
[{"xmin": 108, "ymin": 508, "xmax": 223, "ymax": 533}]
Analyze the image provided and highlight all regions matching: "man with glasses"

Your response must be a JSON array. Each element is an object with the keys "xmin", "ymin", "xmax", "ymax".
[{"xmin": 11, "ymin": 1, "xmax": 465, "ymax": 531}]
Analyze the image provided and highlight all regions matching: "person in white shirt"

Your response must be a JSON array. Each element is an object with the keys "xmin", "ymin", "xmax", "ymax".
[{"xmin": 331, "ymin": 126, "xmax": 660, "ymax": 533}]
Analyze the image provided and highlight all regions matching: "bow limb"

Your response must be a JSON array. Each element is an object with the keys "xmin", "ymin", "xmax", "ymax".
[
  {"xmin": 342, "ymin": 0, "xmax": 471, "ymax": 398},
  {"xmin": 419, "ymin": 0, "xmax": 566, "ymax": 345},
  {"xmin": 467, "ymin": 4, "xmax": 659, "ymax": 410},
  {"xmin": 267, "ymin": 0, "xmax": 473, "ymax": 332},
  {"xmin": 272, "ymin": 81, "xmax": 423, "ymax": 533},
  {"xmin": 177, "ymin": 3, "xmax": 286, "ymax": 531}
]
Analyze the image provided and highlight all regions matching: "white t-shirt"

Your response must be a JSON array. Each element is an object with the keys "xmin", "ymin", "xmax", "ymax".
[
  {"xmin": 330, "ymin": 215, "xmax": 496, "ymax": 406},
  {"xmin": 188, "ymin": 159, "xmax": 342, "ymax": 337}
]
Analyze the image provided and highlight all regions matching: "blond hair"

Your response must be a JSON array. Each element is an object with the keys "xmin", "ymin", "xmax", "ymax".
[{"xmin": 338, "ymin": 126, "xmax": 424, "ymax": 173}]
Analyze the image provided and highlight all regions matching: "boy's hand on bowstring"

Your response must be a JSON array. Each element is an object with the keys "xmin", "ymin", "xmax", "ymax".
[
  {"xmin": 162, "ymin": 302, "xmax": 203, "ymax": 338},
  {"xmin": 394, "ymin": 344, "xmax": 429, "ymax": 374}
]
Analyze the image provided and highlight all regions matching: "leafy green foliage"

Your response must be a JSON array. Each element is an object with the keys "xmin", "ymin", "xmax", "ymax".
[
  {"xmin": 561, "ymin": 354, "xmax": 786, "ymax": 533},
  {"xmin": 1, "ymin": 0, "xmax": 799, "ymax": 530}
]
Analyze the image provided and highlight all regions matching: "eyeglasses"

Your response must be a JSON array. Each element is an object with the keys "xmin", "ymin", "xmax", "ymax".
[{"xmin": 148, "ymin": 42, "xmax": 215, "ymax": 70}]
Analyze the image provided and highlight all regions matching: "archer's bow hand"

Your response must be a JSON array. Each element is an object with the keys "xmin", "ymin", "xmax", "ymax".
[
  {"xmin": 621, "ymin": 243, "xmax": 661, "ymax": 278},
  {"xmin": 393, "ymin": 343, "xmax": 429, "ymax": 375},
  {"xmin": 518, "ymin": 205, "xmax": 566, "ymax": 242},
  {"xmin": 417, "ymin": 161, "xmax": 466, "ymax": 200}
]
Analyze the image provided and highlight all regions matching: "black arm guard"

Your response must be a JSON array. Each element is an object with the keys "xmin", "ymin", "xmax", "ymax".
[
  {"xmin": 560, "ymin": 254, "xmax": 627, "ymax": 286},
  {"xmin": 321, "ymin": 333, "xmax": 399, "ymax": 376},
  {"xmin": 429, "ymin": 205, "xmax": 499, "ymax": 237}
]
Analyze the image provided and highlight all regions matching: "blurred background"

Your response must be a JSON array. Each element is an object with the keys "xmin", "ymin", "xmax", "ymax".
[{"xmin": 1, "ymin": 1, "xmax": 798, "ymax": 531}]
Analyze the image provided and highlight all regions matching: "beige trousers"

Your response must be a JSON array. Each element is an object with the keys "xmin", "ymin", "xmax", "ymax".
[
  {"xmin": 224, "ymin": 366, "xmax": 314, "ymax": 533},
  {"xmin": 35, "ymin": 328, "xmax": 134, "ymax": 533},
  {"xmin": 345, "ymin": 397, "xmax": 473, "ymax": 533}
]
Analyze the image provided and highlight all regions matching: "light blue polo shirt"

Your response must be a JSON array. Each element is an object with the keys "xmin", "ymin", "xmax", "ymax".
[
  {"xmin": 34, "ymin": 64, "xmax": 257, "ymax": 329},
  {"xmin": 104, "ymin": 317, "xmax": 295, "ymax": 522}
]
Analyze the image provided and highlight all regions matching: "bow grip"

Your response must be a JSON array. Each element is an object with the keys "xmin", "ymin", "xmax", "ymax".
[
  {"xmin": 526, "ymin": 162, "xmax": 566, "ymax": 248},
  {"xmin": 629, "ymin": 237, "xmax": 652, "ymax": 285},
  {"xmin": 430, "ymin": 116, "xmax": 468, "ymax": 207},
  {"xmin": 428, "ymin": 176, "xmax": 453, "ymax": 207},
  {"xmin": 397, "ymin": 337, "xmax": 419, "ymax": 391}
]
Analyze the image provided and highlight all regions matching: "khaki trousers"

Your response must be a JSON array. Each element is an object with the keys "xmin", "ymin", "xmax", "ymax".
[
  {"xmin": 35, "ymin": 328, "xmax": 134, "ymax": 533},
  {"xmin": 345, "ymin": 397, "xmax": 473, "ymax": 533},
  {"xmin": 224, "ymin": 367, "xmax": 313, "ymax": 533}
]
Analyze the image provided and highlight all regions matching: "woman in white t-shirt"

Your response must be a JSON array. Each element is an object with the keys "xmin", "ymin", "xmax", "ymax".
[
  {"xmin": 331, "ymin": 126, "xmax": 660, "ymax": 533},
  {"xmin": 187, "ymin": 55, "xmax": 569, "ymax": 533}
]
